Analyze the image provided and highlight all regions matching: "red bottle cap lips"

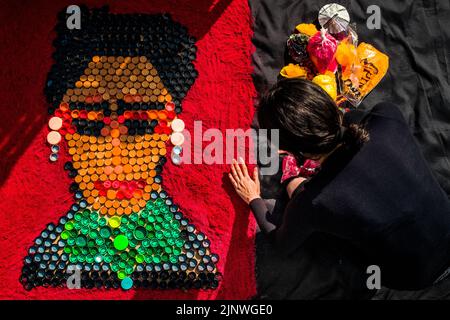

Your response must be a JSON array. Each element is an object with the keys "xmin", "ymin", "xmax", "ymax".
[
  {"xmin": 133, "ymin": 111, "xmax": 140, "ymax": 119},
  {"xmin": 103, "ymin": 180, "xmax": 112, "ymax": 189},
  {"xmin": 128, "ymin": 181, "xmax": 137, "ymax": 191},
  {"xmin": 167, "ymin": 111, "xmax": 176, "ymax": 120},
  {"xmin": 68, "ymin": 125, "xmax": 76, "ymax": 134},
  {"xmin": 124, "ymin": 111, "xmax": 132, "ymax": 119},
  {"xmin": 94, "ymin": 181, "xmax": 103, "ymax": 190},
  {"xmin": 137, "ymin": 180, "xmax": 145, "ymax": 188},
  {"xmin": 116, "ymin": 190, "xmax": 125, "ymax": 200},
  {"xmin": 103, "ymin": 117, "xmax": 111, "ymax": 125},
  {"xmin": 165, "ymin": 101, "xmax": 175, "ymax": 111},
  {"xmin": 79, "ymin": 110, "xmax": 88, "ymax": 119},
  {"xmin": 93, "ymin": 94, "xmax": 102, "ymax": 103},
  {"xmin": 85, "ymin": 96, "xmax": 93, "ymax": 104},
  {"xmin": 54, "ymin": 109, "xmax": 63, "ymax": 117},
  {"xmin": 159, "ymin": 120, "xmax": 168, "ymax": 127},
  {"xmin": 112, "ymin": 180, "xmax": 120, "ymax": 189},
  {"xmin": 119, "ymin": 182, "xmax": 128, "ymax": 191},
  {"xmin": 124, "ymin": 191, "xmax": 132, "ymax": 199},
  {"xmin": 117, "ymin": 115, "xmax": 125, "ymax": 123},
  {"xmin": 140, "ymin": 112, "xmax": 148, "ymax": 120}
]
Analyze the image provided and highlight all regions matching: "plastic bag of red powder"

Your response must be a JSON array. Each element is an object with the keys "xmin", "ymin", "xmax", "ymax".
[{"xmin": 307, "ymin": 28, "xmax": 338, "ymax": 74}]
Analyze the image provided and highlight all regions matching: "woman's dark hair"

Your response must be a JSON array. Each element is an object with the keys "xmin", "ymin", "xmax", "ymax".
[{"xmin": 257, "ymin": 78, "xmax": 369, "ymax": 159}]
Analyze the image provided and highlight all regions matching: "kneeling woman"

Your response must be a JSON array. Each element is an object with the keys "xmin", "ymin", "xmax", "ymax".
[{"xmin": 229, "ymin": 78, "xmax": 450, "ymax": 299}]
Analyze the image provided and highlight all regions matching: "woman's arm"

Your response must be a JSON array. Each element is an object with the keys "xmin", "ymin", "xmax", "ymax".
[{"xmin": 229, "ymin": 158, "xmax": 306, "ymax": 234}]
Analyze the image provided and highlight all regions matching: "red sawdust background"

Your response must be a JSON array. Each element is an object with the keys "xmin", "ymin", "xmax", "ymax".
[{"xmin": 0, "ymin": 0, "xmax": 256, "ymax": 299}]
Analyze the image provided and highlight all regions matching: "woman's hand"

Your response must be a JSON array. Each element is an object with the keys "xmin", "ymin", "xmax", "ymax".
[{"xmin": 229, "ymin": 158, "xmax": 261, "ymax": 205}]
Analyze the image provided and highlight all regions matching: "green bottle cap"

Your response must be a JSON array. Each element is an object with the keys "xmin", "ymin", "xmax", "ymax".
[
  {"xmin": 150, "ymin": 239, "xmax": 158, "ymax": 247},
  {"xmin": 120, "ymin": 252, "xmax": 128, "ymax": 260},
  {"xmin": 81, "ymin": 226, "xmax": 89, "ymax": 235},
  {"xmin": 100, "ymin": 227, "xmax": 111, "ymax": 238},
  {"xmin": 130, "ymin": 213, "xmax": 138, "ymax": 222},
  {"xmin": 81, "ymin": 218, "xmax": 89, "ymax": 226},
  {"xmin": 158, "ymin": 240, "xmax": 166, "ymax": 247},
  {"xmin": 61, "ymin": 230, "xmax": 70, "ymax": 240},
  {"xmin": 141, "ymin": 239, "xmax": 150, "ymax": 248},
  {"xmin": 89, "ymin": 221, "xmax": 98, "ymax": 229},
  {"xmin": 135, "ymin": 254, "xmax": 145, "ymax": 263},
  {"xmin": 117, "ymin": 270, "xmax": 127, "ymax": 279},
  {"xmin": 76, "ymin": 235, "xmax": 87, "ymax": 247},
  {"xmin": 98, "ymin": 217, "xmax": 107, "ymax": 226},
  {"xmin": 65, "ymin": 221, "xmax": 74, "ymax": 231},
  {"xmin": 73, "ymin": 221, "xmax": 81, "ymax": 230},
  {"xmin": 125, "ymin": 265, "xmax": 134, "ymax": 274},
  {"xmin": 128, "ymin": 239, "xmax": 138, "ymax": 248},
  {"xmin": 133, "ymin": 227, "xmax": 146, "ymax": 240},
  {"xmin": 114, "ymin": 234, "xmax": 129, "ymax": 251},
  {"xmin": 89, "ymin": 230, "xmax": 98, "ymax": 239},
  {"xmin": 89, "ymin": 212, "xmax": 98, "ymax": 221},
  {"xmin": 108, "ymin": 216, "xmax": 121, "ymax": 229}
]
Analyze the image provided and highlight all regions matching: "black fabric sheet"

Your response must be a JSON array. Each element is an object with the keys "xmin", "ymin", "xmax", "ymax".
[{"xmin": 249, "ymin": 0, "xmax": 450, "ymax": 299}]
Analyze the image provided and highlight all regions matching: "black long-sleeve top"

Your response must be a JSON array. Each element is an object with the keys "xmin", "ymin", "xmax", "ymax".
[{"xmin": 251, "ymin": 102, "xmax": 450, "ymax": 290}]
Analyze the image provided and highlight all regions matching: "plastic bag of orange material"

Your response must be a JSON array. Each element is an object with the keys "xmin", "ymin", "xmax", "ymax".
[
  {"xmin": 336, "ymin": 39, "xmax": 362, "ymax": 88},
  {"xmin": 341, "ymin": 42, "xmax": 389, "ymax": 107}
]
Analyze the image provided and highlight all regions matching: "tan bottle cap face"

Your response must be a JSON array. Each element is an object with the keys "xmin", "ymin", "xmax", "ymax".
[{"xmin": 47, "ymin": 131, "xmax": 62, "ymax": 145}]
